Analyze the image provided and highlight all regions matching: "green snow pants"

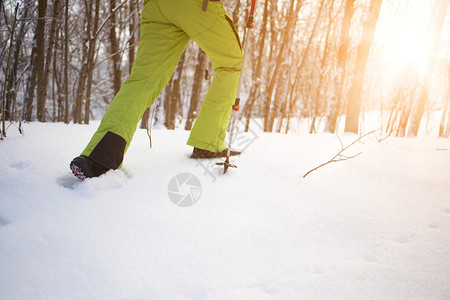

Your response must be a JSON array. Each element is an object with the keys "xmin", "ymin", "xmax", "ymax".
[{"xmin": 81, "ymin": 0, "xmax": 243, "ymax": 169}]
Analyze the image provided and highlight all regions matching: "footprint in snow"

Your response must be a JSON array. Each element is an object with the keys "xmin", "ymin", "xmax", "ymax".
[
  {"xmin": 9, "ymin": 161, "xmax": 31, "ymax": 170},
  {"xmin": 0, "ymin": 216, "xmax": 10, "ymax": 227},
  {"xmin": 57, "ymin": 170, "xmax": 128, "ymax": 190},
  {"xmin": 57, "ymin": 174, "xmax": 81, "ymax": 189},
  {"xmin": 428, "ymin": 222, "xmax": 440, "ymax": 229},
  {"xmin": 395, "ymin": 233, "xmax": 414, "ymax": 244},
  {"xmin": 363, "ymin": 254, "xmax": 379, "ymax": 262}
]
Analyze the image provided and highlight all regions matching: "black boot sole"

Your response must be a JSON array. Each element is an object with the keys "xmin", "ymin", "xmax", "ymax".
[{"xmin": 70, "ymin": 162, "xmax": 87, "ymax": 181}]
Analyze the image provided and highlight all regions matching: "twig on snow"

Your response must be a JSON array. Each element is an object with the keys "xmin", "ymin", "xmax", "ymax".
[{"xmin": 303, "ymin": 129, "xmax": 379, "ymax": 178}]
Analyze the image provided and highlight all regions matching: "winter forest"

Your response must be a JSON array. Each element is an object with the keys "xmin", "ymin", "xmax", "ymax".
[
  {"xmin": 1, "ymin": 0, "xmax": 449, "ymax": 138},
  {"xmin": 2, "ymin": 1, "xmax": 450, "ymax": 299}
]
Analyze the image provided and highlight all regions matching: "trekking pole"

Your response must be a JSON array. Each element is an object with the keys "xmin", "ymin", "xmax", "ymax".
[{"xmin": 217, "ymin": 0, "xmax": 257, "ymax": 174}]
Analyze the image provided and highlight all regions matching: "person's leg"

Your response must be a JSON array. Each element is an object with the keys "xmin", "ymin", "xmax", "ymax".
[
  {"xmin": 160, "ymin": 0, "xmax": 243, "ymax": 152},
  {"xmin": 80, "ymin": 0, "xmax": 190, "ymax": 169}
]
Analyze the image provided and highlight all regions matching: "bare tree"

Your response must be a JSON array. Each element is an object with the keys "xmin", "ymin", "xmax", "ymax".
[
  {"xmin": 408, "ymin": 0, "xmax": 448, "ymax": 137},
  {"xmin": 242, "ymin": 0, "xmax": 269, "ymax": 132},
  {"xmin": 83, "ymin": 0, "xmax": 101, "ymax": 125},
  {"xmin": 185, "ymin": 48, "xmax": 209, "ymax": 131},
  {"xmin": 2, "ymin": 4, "xmax": 19, "ymax": 137},
  {"xmin": 1, "ymin": 0, "xmax": 447, "ymax": 139},
  {"xmin": 344, "ymin": 0, "xmax": 383, "ymax": 133},
  {"xmin": 164, "ymin": 52, "xmax": 186, "ymax": 130},
  {"xmin": 324, "ymin": 0, "xmax": 355, "ymax": 133},
  {"xmin": 5, "ymin": 2, "xmax": 31, "ymax": 121},
  {"xmin": 284, "ymin": 0, "xmax": 326, "ymax": 133},
  {"xmin": 23, "ymin": 0, "xmax": 47, "ymax": 121},
  {"xmin": 108, "ymin": 0, "xmax": 122, "ymax": 96},
  {"xmin": 263, "ymin": 0, "xmax": 303, "ymax": 132},
  {"xmin": 232, "ymin": 0, "xmax": 241, "ymax": 26},
  {"xmin": 385, "ymin": 71, "xmax": 421, "ymax": 137},
  {"xmin": 63, "ymin": 0, "xmax": 70, "ymax": 123},
  {"xmin": 439, "ymin": 59, "xmax": 450, "ymax": 138},
  {"xmin": 36, "ymin": 0, "xmax": 61, "ymax": 122},
  {"xmin": 307, "ymin": 0, "xmax": 332, "ymax": 134},
  {"xmin": 128, "ymin": 0, "xmax": 138, "ymax": 74},
  {"xmin": 73, "ymin": 0, "xmax": 101, "ymax": 124},
  {"xmin": 73, "ymin": 1, "xmax": 89, "ymax": 124}
]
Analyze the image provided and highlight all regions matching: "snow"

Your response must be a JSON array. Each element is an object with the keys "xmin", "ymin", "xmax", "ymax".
[{"xmin": 1, "ymin": 121, "xmax": 450, "ymax": 300}]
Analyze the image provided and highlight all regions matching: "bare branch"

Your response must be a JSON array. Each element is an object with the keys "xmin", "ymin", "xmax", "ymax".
[
  {"xmin": 303, "ymin": 129, "xmax": 378, "ymax": 178},
  {"xmin": 94, "ymin": 0, "xmax": 128, "ymax": 40},
  {"xmin": 1, "ymin": 3, "xmax": 19, "ymax": 137},
  {"xmin": 93, "ymin": 44, "xmax": 134, "ymax": 70}
]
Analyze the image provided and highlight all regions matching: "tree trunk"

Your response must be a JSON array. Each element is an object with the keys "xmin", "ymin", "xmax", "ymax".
[
  {"xmin": 268, "ymin": 65, "xmax": 289, "ymax": 132},
  {"xmin": 271, "ymin": 0, "xmax": 326, "ymax": 133},
  {"xmin": 444, "ymin": 107, "xmax": 450, "ymax": 138},
  {"xmin": 164, "ymin": 52, "xmax": 186, "ymax": 129},
  {"xmin": 185, "ymin": 49, "xmax": 208, "ymax": 130},
  {"xmin": 2, "ymin": 4, "xmax": 19, "ymax": 136},
  {"xmin": 344, "ymin": 0, "xmax": 383, "ymax": 133},
  {"xmin": 303, "ymin": 0, "xmax": 328, "ymax": 134},
  {"xmin": 55, "ymin": 27, "xmax": 67, "ymax": 123},
  {"xmin": 84, "ymin": 0, "xmax": 101, "ymax": 125},
  {"xmin": 264, "ymin": 0, "xmax": 303, "ymax": 132},
  {"xmin": 243, "ymin": 0, "xmax": 269, "ymax": 132},
  {"xmin": 276, "ymin": 67, "xmax": 292, "ymax": 133},
  {"xmin": 408, "ymin": 0, "xmax": 448, "ymax": 137},
  {"xmin": 140, "ymin": 107, "xmax": 150, "ymax": 129},
  {"xmin": 5, "ymin": 3, "xmax": 30, "ymax": 121},
  {"xmin": 232, "ymin": 0, "xmax": 241, "ymax": 26},
  {"xmin": 37, "ymin": 0, "xmax": 61, "ymax": 122},
  {"xmin": 284, "ymin": 0, "xmax": 324, "ymax": 133},
  {"xmin": 23, "ymin": 0, "xmax": 47, "ymax": 122},
  {"xmin": 73, "ymin": 0, "xmax": 92, "ymax": 124},
  {"xmin": 128, "ymin": 0, "xmax": 138, "ymax": 74},
  {"xmin": 64, "ymin": 0, "xmax": 70, "ymax": 123},
  {"xmin": 109, "ymin": 0, "xmax": 122, "ymax": 96},
  {"xmin": 325, "ymin": 0, "xmax": 355, "ymax": 133},
  {"xmin": 439, "ymin": 65, "xmax": 450, "ymax": 137}
]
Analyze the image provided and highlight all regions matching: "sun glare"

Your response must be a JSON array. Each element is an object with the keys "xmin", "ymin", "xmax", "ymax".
[
  {"xmin": 390, "ymin": 25, "xmax": 430, "ymax": 71},
  {"xmin": 380, "ymin": 1, "xmax": 433, "ymax": 76}
]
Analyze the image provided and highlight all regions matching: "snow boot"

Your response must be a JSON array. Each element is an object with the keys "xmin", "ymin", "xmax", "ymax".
[
  {"xmin": 190, "ymin": 147, "xmax": 241, "ymax": 159},
  {"xmin": 70, "ymin": 155, "xmax": 109, "ymax": 180}
]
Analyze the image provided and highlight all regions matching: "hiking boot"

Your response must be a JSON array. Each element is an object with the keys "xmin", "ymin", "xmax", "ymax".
[
  {"xmin": 190, "ymin": 147, "xmax": 241, "ymax": 159},
  {"xmin": 70, "ymin": 155, "xmax": 109, "ymax": 180}
]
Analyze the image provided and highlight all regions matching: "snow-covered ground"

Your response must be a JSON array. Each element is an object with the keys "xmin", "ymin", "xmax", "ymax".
[{"xmin": 1, "ymin": 121, "xmax": 450, "ymax": 300}]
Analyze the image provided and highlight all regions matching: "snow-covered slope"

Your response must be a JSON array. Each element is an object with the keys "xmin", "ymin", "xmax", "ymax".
[{"xmin": 1, "ymin": 122, "xmax": 450, "ymax": 300}]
